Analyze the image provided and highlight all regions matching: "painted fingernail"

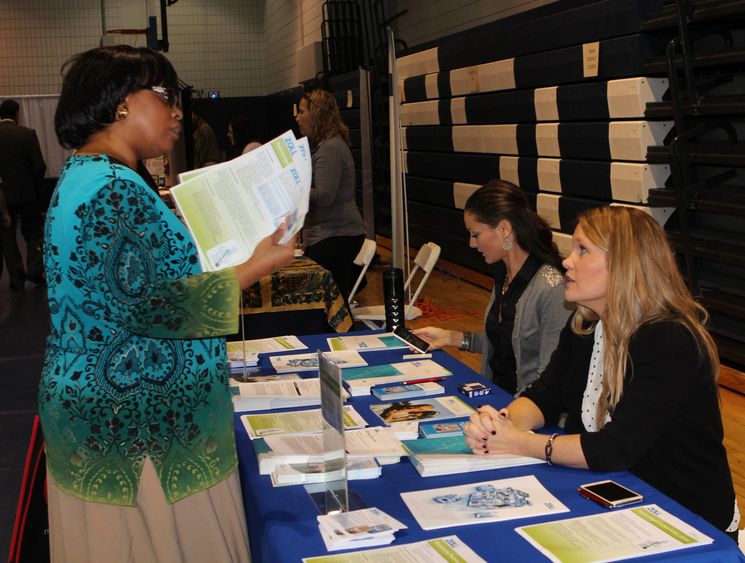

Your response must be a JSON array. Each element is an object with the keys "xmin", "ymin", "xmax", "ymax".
[
  {"xmin": 484, "ymin": 450, "xmax": 489, "ymax": 454},
  {"xmin": 491, "ymin": 430, "xmax": 496, "ymax": 435},
  {"xmin": 476, "ymin": 404, "xmax": 485, "ymax": 409},
  {"xmin": 482, "ymin": 444, "xmax": 487, "ymax": 449},
  {"xmin": 482, "ymin": 436, "xmax": 488, "ymax": 441}
]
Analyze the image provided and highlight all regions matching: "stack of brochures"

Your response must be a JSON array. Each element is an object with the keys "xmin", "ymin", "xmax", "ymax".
[
  {"xmin": 269, "ymin": 350, "xmax": 367, "ymax": 373},
  {"xmin": 343, "ymin": 359, "xmax": 452, "ymax": 396},
  {"xmin": 230, "ymin": 377, "xmax": 350, "ymax": 413},
  {"xmin": 316, "ymin": 507, "xmax": 407, "ymax": 552},
  {"xmin": 326, "ymin": 333, "xmax": 411, "ymax": 352},
  {"xmin": 272, "ymin": 457, "xmax": 382, "ymax": 486},
  {"xmin": 226, "ymin": 335, "xmax": 307, "ymax": 372},
  {"xmin": 402, "ymin": 435, "xmax": 544, "ymax": 477},
  {"xmin": 240, "ymin": 405, "xmax": 367, "ymax": 440},
  {"xmin": 418, "ymin": 419, "xmax": 469, "ymax": 438},
  {"xmin": 371, "ymin": 381, "xmax": 444, "ymax": 400},
  {"xmin": 370, "ymin": 396, "xmax": 474, "ymax": 426}
]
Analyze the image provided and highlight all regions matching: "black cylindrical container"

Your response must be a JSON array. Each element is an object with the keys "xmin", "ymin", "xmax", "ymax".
[{"xmin": 383, "ymin": 267, "xmax": 405, "ymax": 332}]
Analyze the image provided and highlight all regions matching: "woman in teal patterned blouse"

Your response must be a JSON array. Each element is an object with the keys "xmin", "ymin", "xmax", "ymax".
[{"xmin": 40, "ymin": 46, "xmax": 295, "ymax": 562}]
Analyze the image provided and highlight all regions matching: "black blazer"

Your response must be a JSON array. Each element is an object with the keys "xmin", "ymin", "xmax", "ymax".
[{"xmin": 0, "ymin": 120, "xmax": 47, "ymax": 204}]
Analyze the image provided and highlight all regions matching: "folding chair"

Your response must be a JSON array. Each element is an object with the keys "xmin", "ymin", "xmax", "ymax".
[
  {"xmin": 352, "ymin": 242, "xmax": 440, "ymax": 329},
  {"xmin": 348, "ymin": 238, "xmax": 377, "ymax": 306}
]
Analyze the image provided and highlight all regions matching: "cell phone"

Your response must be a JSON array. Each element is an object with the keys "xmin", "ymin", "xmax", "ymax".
[
  {"xmin": 393, "ymin": 325, "xmax": 431, "ymax": 354},
  {"xmin": 578, "ymin": 480, "xmax": 643, "ymax": 508}
]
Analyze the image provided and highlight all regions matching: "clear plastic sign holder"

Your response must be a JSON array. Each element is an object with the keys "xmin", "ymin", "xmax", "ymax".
[{"xmin": 306, "ymin": 351, "xmax": 366, "ymax": 514}]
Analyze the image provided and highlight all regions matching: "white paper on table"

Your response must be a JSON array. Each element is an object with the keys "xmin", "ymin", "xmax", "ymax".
[
  {"xmin": 227, "ymin": 336, "xmax": 307, "ymax": 356},
  {"xmin": 516, "ymin": 503, "xmax": 714, "ymax": 563},
  {"xmin": 401, "ymin": 475, "xmax": 569, "ymax": 530},
  {"xmin": 302, "ymin": 535, "xmax": 486, "ymax": 562},
  {"xmin": 240, "ymin": 404, "xmax": 367, "ymax": 439},
  {"xmin": 327, "ymin": 333, "xmax": 409, "ymax": 352},
  {"xmin": 317, "ymin": 507, "xmax": 407, "ymax": 551},
  {"xmin": 270, "ymin": 350, "xmax": 367, "ymax": 373}
]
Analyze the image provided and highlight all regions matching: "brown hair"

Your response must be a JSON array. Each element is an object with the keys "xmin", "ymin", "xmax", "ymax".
[{"xmin": 301, "ymin": 89, "xmax": 350, "ymax": 146}]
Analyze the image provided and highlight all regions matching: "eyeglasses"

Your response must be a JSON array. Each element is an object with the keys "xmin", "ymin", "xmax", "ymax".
[{"xmin": 150, "ymin": 86, "xmax": 180, "ymax": 107}]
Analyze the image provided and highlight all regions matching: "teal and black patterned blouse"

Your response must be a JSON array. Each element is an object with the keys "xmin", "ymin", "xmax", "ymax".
[{"xmin": 40, "ymin": 155, "xmax": 240, "ymax": 506}]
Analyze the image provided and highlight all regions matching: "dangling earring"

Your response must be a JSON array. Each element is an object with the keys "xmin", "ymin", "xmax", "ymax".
[
  {"xmin": 116, "ymin": 106, "xmax": 129, "ymax": 120},
  {"xmin": 502, "ymin": 238, "xmax": 513, "ymax": 252}
]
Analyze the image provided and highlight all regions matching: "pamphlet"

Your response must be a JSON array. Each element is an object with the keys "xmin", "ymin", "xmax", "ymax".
[
  {"xmin": 370, "ymin": 395, "xmax": 474, "ymax": 426},
  {"xmin": 317, "ymin": 507, "xmax": 407, "ymax": 552},
  {"xmin": 270, "ymin": 350, "xmax": 367, "ymax": 373},
  {"xmin": 342, "ymin": 359, "xmax": 452, "ymax": 396},
  {"xmin": 302, "ymin": 535, "xmax": 486, "ymax": 562},
  {"xmin": 516, "ymin": 504, "xmax": 714, "ymax": 563},
  {"xmin": 231, "ymin": 378, "xmax": 349, "ymax": 412},
  {"xmin": 271, "ymin": 457, "xmax": 381, "ymax": 487},
  {"xmin": 418, "ymin": 419, "xmax": 468, "ymax": 438},
  {"xmin": 327, "ymin": 333, "xmax": 409, "ymax": 352},
  {"xmin": 371, "ymin": 381, "xmax": 444, "ymax": 400},
  {"xmin": 400, "ymin": 475, "xmax": 568, "ymax": 530},
  {"xmin": 170, "ymin": 130, "xmax": 311, "ymax": 271},
  {"xmin": 228, "ymin": 335, "xmax": 308, "ymax": 354},
  {"xmin": 240, "ymin": 405, "xmax": 367, "ymax": 440}
]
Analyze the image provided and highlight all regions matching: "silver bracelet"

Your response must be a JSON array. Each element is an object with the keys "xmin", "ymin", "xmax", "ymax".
[{"xmin": 459, "ymin": 331, "xmax": 472, "ymax": 352}]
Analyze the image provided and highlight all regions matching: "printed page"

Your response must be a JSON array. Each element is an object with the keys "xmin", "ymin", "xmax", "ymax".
[
  {"xmin": 302, "ymin": 535, "xmax": 486, "ymax": 562},
  {"xmin": 241, "ymin": 405, "xmax": 366, "ymax": 439},
  {"xmin": 401, "ymin": 475, "xmax": 569, "ymax": 530},
  {"xmin": 171, "ymin": 131, "xmax": 310, "ymax": 271},
  {"xmin": 227, "ymin": 335, "xmax": 307, "ymax": 355},
  {"xmin": 234, "ymin": 378, "xmax": 321, "ymax": 399},
  {"xmin": 270, "ymin": 350, "xmax": 367, "ymax": 373},
  {"xmin": 516, "ymin": 504, "xmax": 714, "ymax": 563},
  {"xmin": 370, "ymin": 396, "xmax": 474, "ymax": 426},
  {"xmin": 345, "ymin": 427, "xmax": 407, "ymax": 458},
  {"xmin": 327, "ymin": 333, "xmax": 408, "ymax": 351}
]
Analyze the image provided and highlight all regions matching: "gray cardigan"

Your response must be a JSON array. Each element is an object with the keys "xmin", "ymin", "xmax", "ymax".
[
  {"xmin": 303, "ymin": 134, "xmax": 365, "ymax": 247},
  {"xmin": 471, "ymin": 264, "xmax": 572, "ymax": 395}
]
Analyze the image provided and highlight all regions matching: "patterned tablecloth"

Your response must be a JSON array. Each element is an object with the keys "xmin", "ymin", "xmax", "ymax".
[{"xmin": 241, "ymin": 256, "xmax": 352, "ymax": 333}]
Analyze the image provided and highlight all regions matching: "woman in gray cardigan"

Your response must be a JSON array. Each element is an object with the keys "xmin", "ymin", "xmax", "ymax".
[
  {"xmin": 414, "ymin": 180, "xmax": 571, "ymax": 396},
  {"xmin": 295, "ymin": 89, "xmax": 365, "ymax": 299}
]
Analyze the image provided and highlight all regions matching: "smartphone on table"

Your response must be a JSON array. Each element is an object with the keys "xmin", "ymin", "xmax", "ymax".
[{"xmin": 578, "ymin": 480, "xmax": 643, "ymax": 508}]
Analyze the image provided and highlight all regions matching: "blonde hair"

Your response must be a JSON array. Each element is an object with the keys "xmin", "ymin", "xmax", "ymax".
[
  {"xmin": 302, "ymin": 89, "xmax": 350, "ymax": 146},
  {"xmin": 571, "ymin": 207, "xmax": 719, "ymax": 423}
]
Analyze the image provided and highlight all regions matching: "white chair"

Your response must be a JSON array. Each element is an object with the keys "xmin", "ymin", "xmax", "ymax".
[
  {"xmin": 348, "ymin": 238, "xmax": 377, "ymax": 305},
  {"xmin": 352, "ymin": 242, "xmax": 441, "ymax": 329}
]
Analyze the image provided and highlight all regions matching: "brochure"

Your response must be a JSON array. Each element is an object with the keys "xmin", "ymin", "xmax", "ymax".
[
  {"xmin": 240, "ymin": 405, "xmax": 367, "ymax": 440},
  {"xmin": 516, "ymin": 504, "xmax": 714, "ymax": 562},
  {"xmin": 370, "ymin": 395, "xmax": 474, "ymax": 426},
  {"xmin": 418, "ymin": 419, "xmax": 468, "ymax": 438},
  {"xmin": 402, "ymin": 435, "xmax": 544, "ymax": 477},
  {"xmin": 229, "ymin": 373, "xmax": 301, "ymax": 385},
  {"xmin": 343, "ymin": 359, "xmax": 452, "ymax": 396},
  {"xmin": 371, "ymin": 381, "xmax": 444, "ymax": 400},
  {"xmin": 317, "ymin": 507, "xmax": 407, "ymax": 552},
  {"xmin": 400, "ymin": 475, "xmax": 569, "ymax": 530},
  {"xmin": 327, "ymin": 333, "xmax": 409, "ymax": 352},
  {"xmin": 271, "ymin": 457, "xmax": 381, "ymax": 487},
  {"xmin": 302, "ymin": 535, "xmax": 486, "ymax": 562},
  {"xmin": 230, "ymin": 378, "xmax": 349, "ymax": 413},
  {"xmin": 170, "ymin": 130, "xmax": 311, "ymax": 271},
  {"xmin": 270, "ymin": 350, "xmax": 367, "ymax": 373},
  {"xmin": 228, "ymin": 335, "xmax": 307, "ymax": 354}
]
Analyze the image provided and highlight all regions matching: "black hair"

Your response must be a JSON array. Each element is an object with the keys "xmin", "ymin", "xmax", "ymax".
[
  {"xmin": 464, "ymin": 179, "xmax": 564, "ymax": 271},
  {"xmin": 229, "ymin": 114, "xmax": 258, "ymax": 148},
  {"xmin": 0, "ymin": 99, "xmax": 19, "ymax": 119},
  {"xmin": 55, "ymin": 45, "xmax": 179, "ymax": 149}
]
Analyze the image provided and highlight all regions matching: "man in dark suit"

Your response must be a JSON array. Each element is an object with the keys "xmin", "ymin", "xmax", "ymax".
[{"xmin": 0, "ymin": 99, "xmax": 47, "ymax": 289}]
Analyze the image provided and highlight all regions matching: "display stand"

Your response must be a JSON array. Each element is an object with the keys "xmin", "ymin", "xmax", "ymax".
[{"xmin": 306, "ymin": 351, "xmax": 367, "ymax": 514}]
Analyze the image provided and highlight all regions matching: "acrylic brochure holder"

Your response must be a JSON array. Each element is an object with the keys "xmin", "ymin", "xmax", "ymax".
[{"xmin": 305, "ymin": 351, "xmax": 366, "ymax": 514}]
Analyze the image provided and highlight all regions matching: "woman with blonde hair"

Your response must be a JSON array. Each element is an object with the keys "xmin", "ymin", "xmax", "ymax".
[
  {"xmin": 295, "ymin": 89, "xmax": 365, "ymax": 299},
  {"xmin": 465, "ymin": 206, "xmax": 739, "ymax": 538}
]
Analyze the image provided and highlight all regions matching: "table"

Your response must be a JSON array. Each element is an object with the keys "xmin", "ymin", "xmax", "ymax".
[
  {"xmin": 234, "ymin": 331, "xmax": 744, "ymax": 562},
  {"xmin": 230, "ymin": 257, "xmax": 353, "ymax": 340}
]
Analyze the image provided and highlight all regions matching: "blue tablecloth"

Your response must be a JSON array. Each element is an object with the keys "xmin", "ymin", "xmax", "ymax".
[{"xmin": 234, "ymin": 331, "xmax": 744, "ymax": 562}]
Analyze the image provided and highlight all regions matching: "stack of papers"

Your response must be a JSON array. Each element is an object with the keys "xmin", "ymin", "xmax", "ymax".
[
  {"xmin": 316, "ymin": 508, "xmax": 407, "ymax": 552},
  {"xmin": 270, "ymin": 350, "xmax": 367, "ymax": 373},
  {"xmin": 402, "ymin": 435, "xmax": 544, "ymax": 477},
  {"xmin": 240, "ymin": 405, "xmax": 367, "ymax": 440},
  {"xmin": 343, "ymin": 359, "xmax": 452, "ymax": 396},
  {"xmin": 370, "ymin": 396, "xmax": 474, "ymax": 426},
  {"xmin": 231, "ymin": 377, "xmax": 349, "ymax": 413},
  {"xmin": 418, "ymin": 419, "xmax": 468, "ymax": 438},
  {"xmin": 271, "ymin": 457, "xmax": 381, "ymax": 487},
  {"xmin": 371, "ymin": 381, "xmax": 444, "ymax": 400},
  {"xmin": 226, "ymin": 335, "xmax": 307, "ymax": 371}
]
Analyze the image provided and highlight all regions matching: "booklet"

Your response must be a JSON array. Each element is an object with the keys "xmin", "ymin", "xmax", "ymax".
[
  {"xmin": 269, "ymin": 350, "xmax": 367, "ymax": 373},
  {"xmin": 230, "ymin": 378, "xmax": 349, "ymax": 413},
  {"xmin": 371, "ymin": 381, "xmax": 444, "ymax": 400},
  {"xmin": 516, "ymin": 504, "xmax": 714, "ymax": 562},
  {"xmin": 342, "ymin": 359, "xmax": 452, "ymax": 396},
  {"xmin": 400, "ymin": 475, "xmax": 569, "ymax": 530},
  {"xmin": 302, "ymin": 535, "xmax": 486, "ymax": 562},
  {"xmin": 401, "ymin": 435, "xmax": 544, "ymax": 477},
  {"xmin": 317, "ymin": 507, "xmax": 407, "ymax": 552},
  {"xmin": 370, "ymin": 395, "xmax": 474, "ymax": 426},
  {"xmin": 271, "ymin": 457, "xmax": 381, "ymax": 487},
  {"xmin": 229, "ymin": 373, "xmax": 301, "ymax": 385},
  {"xmin": 418, "ymin": 419, "xmax": 469, "ymax": 438},
  {"xmin": 228, "ymin": 335, "xmax": 308, "ymax": 354},
  {"xmin": 327, "ymin": 333, "xmax": 410, "ymax": 352},
  {"xmin": 170, "ymin": 130, "xmax": 311, "ymax": 271},
  {"xmin": 240, "ymin": 405, "xmax": 367, "ymax": 440}
]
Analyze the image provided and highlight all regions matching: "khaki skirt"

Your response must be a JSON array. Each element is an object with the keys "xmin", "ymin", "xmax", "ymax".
[{"xmin": 47, "ymin": 458, "xmax": 251, "ymax": 563}]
